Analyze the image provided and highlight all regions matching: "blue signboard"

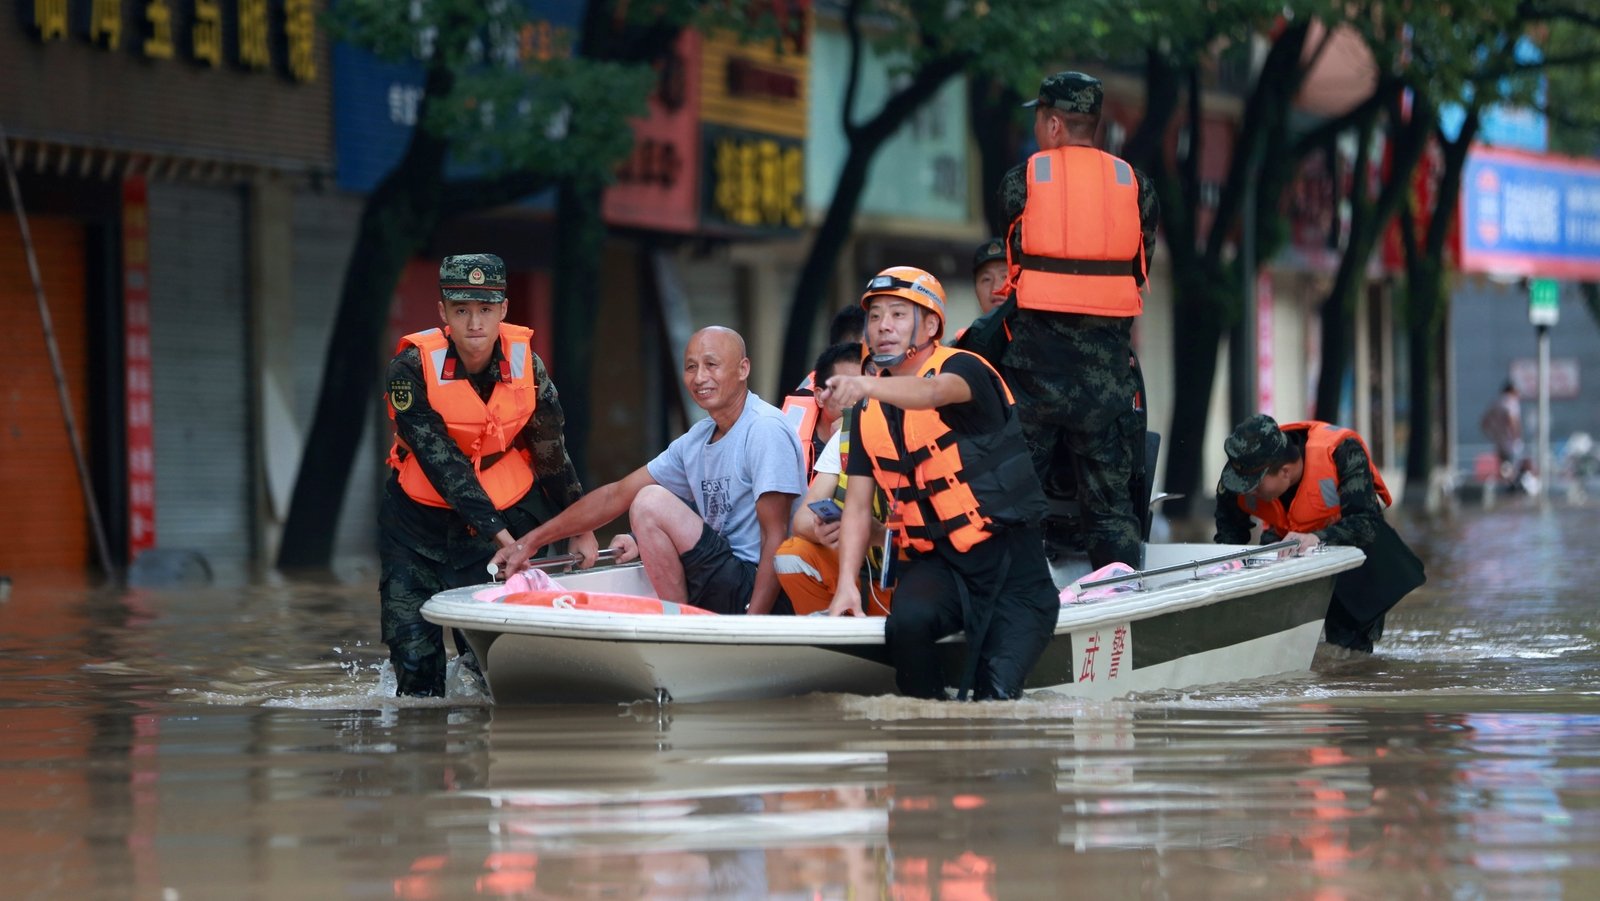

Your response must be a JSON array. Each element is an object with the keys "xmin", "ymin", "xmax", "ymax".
[
  {"xmin": 1459, "ymin": 146, "xmax": 1600, "ymax": 280},
  {"xmin": 331, "ymin": 2, "xmax": 585, "ymax": 195}
]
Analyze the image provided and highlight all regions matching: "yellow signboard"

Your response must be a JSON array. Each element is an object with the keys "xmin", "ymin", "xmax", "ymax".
[{"xmin": 699, "ymin": 15, "xmax": 809, "ymax": 140}]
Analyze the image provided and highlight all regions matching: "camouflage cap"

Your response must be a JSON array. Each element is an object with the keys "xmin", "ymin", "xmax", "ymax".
[
  {"xmin": 439, "ymin": 253, "xmax": 507, "ymax": 303},
  {"xmin": 1220, "ymin": 413, "xmax": 1289, "ymax": 494},
  {"xmin": 1021, "ymin": 71, "xmax": 1103, "ymax": 116},
  {"xmin": 972, "ymin": 237, "xmax": 1007, "ymax": 273}
]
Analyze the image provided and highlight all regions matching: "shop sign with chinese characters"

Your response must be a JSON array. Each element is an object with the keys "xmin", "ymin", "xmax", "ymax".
[
  {"xmin": 702, "ymin": 124, "xmax": 804, "ymax": 233},
  {"xmin": 26, "ymin": 0, "xmax": 318, "ymax": 82},
  {"xmin": 121, "ymin": 176, "xmax": 158, "ymax": 556},
  {"xmin": 601, "ymin": 29, "xmax": 702, "ymax": 233},
  {"xmin": 697, "ymin": 7, "xmax": 808, "ymax": 234}
]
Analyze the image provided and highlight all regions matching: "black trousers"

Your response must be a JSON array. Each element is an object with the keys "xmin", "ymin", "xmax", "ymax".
[{"xmin": 884, "ymin": 527, "xmax": 1059, "ymax": 700}]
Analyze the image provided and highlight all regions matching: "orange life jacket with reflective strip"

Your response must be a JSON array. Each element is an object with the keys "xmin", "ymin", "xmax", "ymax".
[
  {"xmin": 780, "ymin": 391, "xmax": 824, "ymax": 475},
  {"xmin": 855, "ymin": 346, "xmax": 1045, "ymax": 554},
  {"xmin": 1010, "ymin": 145, "xmax": 1145, "ymax": 317},
  {"xmin": 1238, "ymin": 421, "xmax": 1393, "ymax": 535},
  {"xmin": 387, "ymin": 324, "xmax": 538, "ymax": 510}
]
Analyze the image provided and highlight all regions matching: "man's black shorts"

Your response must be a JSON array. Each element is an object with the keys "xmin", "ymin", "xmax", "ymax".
[{"xmin": 680, "ymin": 523, "xmax": 791, "ymax": 614}]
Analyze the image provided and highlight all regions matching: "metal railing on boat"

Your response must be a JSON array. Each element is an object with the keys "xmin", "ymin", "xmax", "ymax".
[
  {"xmin": 1076, "ymin": 539, "xmax": 1305, "ymax": 592},
  {"xmin": 488, "ymin": 546, "xmax": 623, "ymax": 580}
]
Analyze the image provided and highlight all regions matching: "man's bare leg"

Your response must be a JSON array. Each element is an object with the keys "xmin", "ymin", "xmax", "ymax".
[{"xmin": 629, "ymin": 485, "xmax": 707, "ymax": 603}]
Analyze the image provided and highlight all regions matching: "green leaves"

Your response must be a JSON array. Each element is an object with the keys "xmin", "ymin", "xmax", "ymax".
[{"xmin": 330, "ymin": 0, "xmax": 662, "ymax": 188}]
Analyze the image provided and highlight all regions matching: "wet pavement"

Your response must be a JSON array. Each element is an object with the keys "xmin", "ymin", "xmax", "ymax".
[{"xmin": 2, "ymin": 500, "xmax": 1597, "ymax": 899}]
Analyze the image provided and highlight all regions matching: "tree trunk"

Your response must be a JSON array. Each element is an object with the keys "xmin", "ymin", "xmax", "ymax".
[
  {"xmin": 968, "ymin": 75, "xmax": 1022, "ymax": 236},
  {"xmin": 1313, "ymin": 89, "xmax": 1432, "ymax": 424},
  {"xmin": 1401, "ymin": 254, "xmax": 1445, "ymax": 507},
  {"xmin": 551, "ymin": 179, "xmax": 605, "ymax": 485},
  {"xmin": 1151, "ymin": 24, "xmax": 1312, "ymax": 518},
  {"xmin": 776, "ymin": 55, "xmax": 968, "ymax": 394},
  {"xmin": 1398, "ymin": 101, "xmax": 1474, "ymax": 506},
  {"xmin": 276, "ymin": 149, "xmax": 447, "ymax": 571},
  {"xmin": 1162, "ymin": 272, "xmax": 1232, "ymax": 518}
]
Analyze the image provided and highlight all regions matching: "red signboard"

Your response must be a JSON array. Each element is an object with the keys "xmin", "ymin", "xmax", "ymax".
[
  {"xmin": 601, "ymin": 30, "xmax": 702, "ymax": 233},
  {"xmin": 121, "ymin": 176, "xmax": 156, "ymax": 556}
]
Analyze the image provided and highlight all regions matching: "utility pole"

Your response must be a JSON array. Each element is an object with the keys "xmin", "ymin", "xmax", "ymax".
[{"xmin": 1527, "ymin": 278, "xmax": 1559, "ymax": 500}]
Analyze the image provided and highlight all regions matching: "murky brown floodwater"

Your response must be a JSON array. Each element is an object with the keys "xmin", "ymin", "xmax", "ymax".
[{"xmin": 3, "ymin": 502, "xmax": 1598, "ymax": 900}]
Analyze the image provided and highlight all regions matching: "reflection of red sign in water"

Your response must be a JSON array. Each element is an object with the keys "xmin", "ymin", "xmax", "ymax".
[
  {"xmin": 602, "ymin": 30, "xmax": 702, "ymax": 233},
  {"xmin": 122, "ymin": 177, "xmax": 157, "ymax": 556},
  {"xmin": 1257, "ymin": 272, "xmax": 1275, "ymax": 416}
]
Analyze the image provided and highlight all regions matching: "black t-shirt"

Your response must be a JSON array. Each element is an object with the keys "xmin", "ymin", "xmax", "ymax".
[{"xmin": 846, "ymin": 353, "xmax": 1007, "ymax": 477}]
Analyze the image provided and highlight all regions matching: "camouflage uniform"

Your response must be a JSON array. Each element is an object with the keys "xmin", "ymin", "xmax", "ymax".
[
  {"xmin": 1213, "ymin": 415, "xmax": 1385, "ymax": 549},
  {"xmin": 1213, "ymin": 414, "xmax": 1426, "ymax": 652},
  {"xmin": 999, "ymin": 72, "xmax": 1160, "ymax": 569},
  {"xmin": 379, "ymin": 254, "xmax": 585, "ymax": 697}
]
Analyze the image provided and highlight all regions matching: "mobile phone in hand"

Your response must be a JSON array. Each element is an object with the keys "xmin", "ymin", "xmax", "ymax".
[{"xmin": 807, "ymin": 498, "xmax": 843, "ymax": 524}]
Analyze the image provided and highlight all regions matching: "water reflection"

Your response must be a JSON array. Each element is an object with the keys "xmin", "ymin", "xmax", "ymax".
[{"xmin": 2, "ymin": 506, "xmax": 1599, "ymax": 898}]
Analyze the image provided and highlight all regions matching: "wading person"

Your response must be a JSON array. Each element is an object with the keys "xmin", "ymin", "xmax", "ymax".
[
  {"xmin": 380, "ymin": 254, "xmax": 597, "ymax": 697},
  {"xmin": 492, "ymin": 327, "xmax": 805, "ymax": 615},
  {"xmin": 821, "ymin": 267, "xmax": 1057, "ymax": 700},
  {"xmin": 1214, "ymin": 414, "xmax": 1427, "ymax": 652},
  {"xmin": 999, "ymin": 71, "xmax": 1159, "ymax": 570}
]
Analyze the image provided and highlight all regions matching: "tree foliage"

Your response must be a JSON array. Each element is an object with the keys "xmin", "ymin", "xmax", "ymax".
[{"xmin": 278, "ymin": 0, "xmax": 680, "ymax": 571}]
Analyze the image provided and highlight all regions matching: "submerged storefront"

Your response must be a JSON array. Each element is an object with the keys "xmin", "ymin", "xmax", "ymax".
[{"xmin": 3, "ymin": 0, "xmax": 349, "ymax": 582}]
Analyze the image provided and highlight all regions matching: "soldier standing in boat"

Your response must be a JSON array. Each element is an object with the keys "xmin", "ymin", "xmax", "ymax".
[
  {"xmin": 820, "ymin": 267, "xmax": 1058, "ymax": 700},
  {"xmin": 999, "ymin": 71, "xmax": 1159, "ymax": 569},
  {"xmin": 380, "ymin": 253, "xmax": 597, "ymax": 697},
  {"xmin": 1213, "ymin": 414, "xmax": 1426, "ymax": 652}
]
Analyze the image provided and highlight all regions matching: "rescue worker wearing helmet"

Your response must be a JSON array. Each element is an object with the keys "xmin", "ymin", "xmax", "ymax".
[
  {"xmin": 818, "ymin": 267, "xmax": 1058, "ymax": 700},
  {"xmin": 999, "ymin": 71, "xmax": 1159, "ymax": 571}
]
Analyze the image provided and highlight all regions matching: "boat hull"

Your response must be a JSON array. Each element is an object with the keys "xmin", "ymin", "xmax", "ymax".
[{"xmin": 423, "ymin": 543, "xmax": 1365, "ymax": 704}]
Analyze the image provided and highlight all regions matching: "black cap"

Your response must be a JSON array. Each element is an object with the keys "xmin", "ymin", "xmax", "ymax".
[
  {"xmin": 972, "ymin": 238, "xmax": 1006, "ymax": 273},
  {"xmin": 1220, "ymin": 414, "xmax": 1289, "ymax": 494},
  {"xmin": 1021, "ymin": 71, "xmax": 1104, "ymax": 116}
]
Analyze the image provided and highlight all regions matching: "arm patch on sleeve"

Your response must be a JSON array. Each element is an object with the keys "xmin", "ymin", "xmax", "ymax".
[{"xmin": 388, "ymin": 378, "xmax": 416, "ymax": 412}]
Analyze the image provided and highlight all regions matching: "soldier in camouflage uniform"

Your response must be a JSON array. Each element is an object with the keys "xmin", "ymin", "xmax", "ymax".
[
  {"xmin": 380, "ymin": 253, "xmax": 597, "ymax": 697},
  {"xmin": 999, "ymin": 71, "xmax": 1159, "ymax": 570},
  {"xmin": 1214, "ymin": 414, "xmax": 1426, "ymax": 652}
]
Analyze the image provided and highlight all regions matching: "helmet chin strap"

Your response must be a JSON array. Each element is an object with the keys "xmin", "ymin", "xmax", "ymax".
[{"xmin": 870, "ymin": 309, "xmax": 937, "ymax": 369}]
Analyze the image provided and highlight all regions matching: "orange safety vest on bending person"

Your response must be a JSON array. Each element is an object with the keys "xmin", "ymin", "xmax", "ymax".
[
  {"xmin": 387, "ymin": 324, "xmax": 539, "ymax": 510},
  {"xmin": 1238, "ymin": 421, "xmax": 1393, "ymax": 535},
  {"xmin": 855, "ymin": 346, "xmax": 1045, "ymax": 554},
  {"xmin": 1011, "ymin": 145, "xmax": 1145, "ymax": 317}
]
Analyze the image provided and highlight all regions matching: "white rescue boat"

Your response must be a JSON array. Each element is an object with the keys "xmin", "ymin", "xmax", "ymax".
[{"xmin": 422, "ymin": 541, "xmax": 1365, "ymax": 704}]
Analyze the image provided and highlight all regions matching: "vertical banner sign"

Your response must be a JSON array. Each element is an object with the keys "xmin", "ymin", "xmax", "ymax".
[
  {"xmin": 1256, "ymin": 271, "xmax": 1275, "ymax": 416},
  {"xmin": 122, "ymin": 177, "xmax": 157, "ymax": 556}
]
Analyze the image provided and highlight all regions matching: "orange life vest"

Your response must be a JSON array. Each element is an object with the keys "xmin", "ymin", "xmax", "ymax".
[
  {"xmin": 780, "ymin": 390, "xmax": 825, "ymax": 475},
  {"xmin": 387, "ymin": 324, "xmax": 539, "ymax": 510},
  {"xmin": 1238, "ymin": 421, "xmax": 1393, "ymax": 535},
  {"xmin": 855, "ymin": 346, "xmax": 1045, "ymax": 554},
  {"xmin": 1010, "ymin": 145, "xmax": 1145, "ymax": 317}
]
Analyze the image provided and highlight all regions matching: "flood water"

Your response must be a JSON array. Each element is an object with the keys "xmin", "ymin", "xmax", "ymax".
[{"xmin": 3, "ymin": 502, "xmax": 1598, "ymax": 899}]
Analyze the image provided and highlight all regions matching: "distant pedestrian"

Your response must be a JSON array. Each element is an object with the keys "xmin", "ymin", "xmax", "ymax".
[{"xmin": 1479, "ymin": 379, "xmax": 1528, "ymax": 489}]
